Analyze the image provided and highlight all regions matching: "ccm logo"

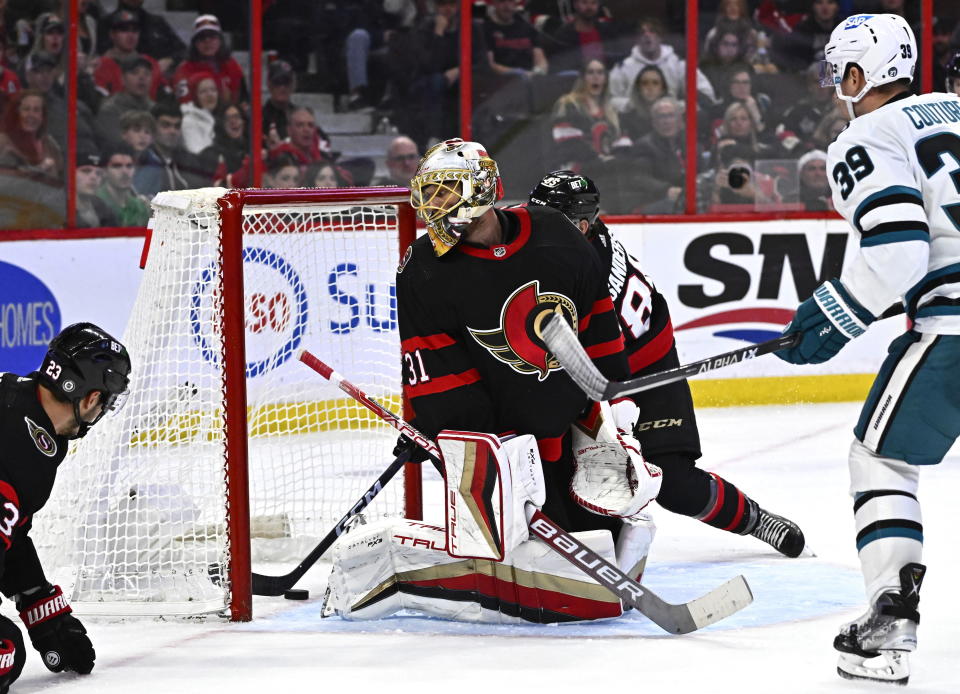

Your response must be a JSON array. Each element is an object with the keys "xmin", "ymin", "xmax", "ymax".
[
  {"xmin": 636, "ymin": 418, "xmax": 682, "ymax": 431},
  {"xmin": 530, "ymin": 517, "xmax": 644, "ymax": 601}
]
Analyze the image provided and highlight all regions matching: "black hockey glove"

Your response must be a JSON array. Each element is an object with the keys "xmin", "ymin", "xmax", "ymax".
[
  {"xmin": 394, "ymin": 433, "xmax": 446, "ymax": 476},
  {"xmin": 16, "ymin": 584, "xmax": 94, "ymax": 674},
  {"xmin": 394, "ymin": 433, "xmax": 430, "ymax": 464}
]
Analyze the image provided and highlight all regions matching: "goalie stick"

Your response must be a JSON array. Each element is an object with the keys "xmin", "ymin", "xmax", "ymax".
[
  {"xmin": 541, "ymin": 313, "xmax": 800, "ymax": 401},
  {"xmin": 250, "ymin": 449, "xmax": 411, "ymax": 596},
  {"xmin": 296, "ymin": 349, "xmax": 754, "ymax": 633}
]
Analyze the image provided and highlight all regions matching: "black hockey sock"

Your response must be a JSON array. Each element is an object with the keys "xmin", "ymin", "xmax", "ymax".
[
  {"xmin": 693, "ymin": 472, "xmax": 759, "ymax": 535},
  {"xmin": 652, "ymin": 455, "xmax": 760, "ymax": 534}
]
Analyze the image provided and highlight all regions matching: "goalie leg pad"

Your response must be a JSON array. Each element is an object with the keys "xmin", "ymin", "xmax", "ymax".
[
  {"xmin": 615, "ymin": 513, "xmax": 657, "ymax": 582},
  {"xmin": 439, "ymin": 431, "xmax": 544, "ymax": 561},
  {"xmin": 325, "ymin": 519, "xmax": 623, "ymax": 623},
  {"xmin": 848, "ymin": 440, "xmax": 923, "ymax": 603},
  {"xmin": 570, "ymin": 401, "xmax": 662, "ymax": 519}
]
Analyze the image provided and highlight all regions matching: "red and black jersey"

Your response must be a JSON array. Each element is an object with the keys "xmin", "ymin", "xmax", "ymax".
[
  {"xmin": 0, "ymin": 373, "xmax": 67, "ymax": 594},
  {"xmin": 589, "ymin": 221, "xmax": 702, "ymax": 460},
  {"xmin": 588, "ymin": 221, "xmax": 675, "ymax": 379},
  {"xmin": 397, "ymin": 205, "xmax": 628, "ymax": 463}
]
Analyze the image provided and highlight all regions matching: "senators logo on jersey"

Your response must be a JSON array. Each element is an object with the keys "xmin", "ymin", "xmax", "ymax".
[{"xmin": 468, "ymin": 280, "xmax": 578, "ymax": 381}]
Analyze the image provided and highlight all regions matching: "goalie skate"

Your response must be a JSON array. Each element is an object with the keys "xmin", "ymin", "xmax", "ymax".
[{"xmin": 834, "ymin": 563, "xmax": 925, "ymax": 685}]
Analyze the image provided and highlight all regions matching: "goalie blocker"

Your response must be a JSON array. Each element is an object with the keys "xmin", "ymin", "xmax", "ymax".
[{"xmin": 324, "ymin": 430, "xmax": 657, "ymax": 623}]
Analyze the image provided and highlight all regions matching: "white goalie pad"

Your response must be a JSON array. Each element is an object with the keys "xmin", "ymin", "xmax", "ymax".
[
  {"xmin": 324, "ymin": 518, "xmax": 623, "ymax": 623},
  {"xmin": 439, "ymin": 430, "xmax": 545, "ymax": 561},
  {"xmin": 570, "ymin": 401, "xmax": 662, "ymax": 519},
  {"xmin": 616, "ymin": 513, "xmax": 657, "ymax": 582}
]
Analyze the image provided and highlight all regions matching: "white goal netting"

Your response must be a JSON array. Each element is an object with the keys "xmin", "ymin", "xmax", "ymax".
[{"xmin": 32, "ymin": 188, "xmax": 411, "ymax": 616}]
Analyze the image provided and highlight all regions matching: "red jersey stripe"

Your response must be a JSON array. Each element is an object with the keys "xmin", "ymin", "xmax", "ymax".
[
  {"xmin": 401, "ymin": 333, "xmax": 456, "ymax": 352},
  {"xmin": 584, "ymin": 335, "xmax": 625, "ymax": 359},
  {"xmin": 579, "ymin": 295, "xmax": 617, "ymax": 333},
  {"xmin": 627, "ymin": 319, "xmax": 675, "ymax": 373},
  {"xmin": 405, "ymin": 369, "xmax": 482, "ymax": 398}
]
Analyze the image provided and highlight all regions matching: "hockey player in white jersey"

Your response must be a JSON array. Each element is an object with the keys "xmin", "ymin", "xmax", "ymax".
[{"xmin": 775, "ymin": 13, "xmax": 960, "ymax": 685}]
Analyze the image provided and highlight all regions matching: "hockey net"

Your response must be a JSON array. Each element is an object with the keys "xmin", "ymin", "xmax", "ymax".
[{"xmin": 32, "ymin": 187, "xmax": 419, "ymax": 620}]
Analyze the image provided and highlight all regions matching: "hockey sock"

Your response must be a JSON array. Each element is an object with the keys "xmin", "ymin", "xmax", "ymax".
[
  {"xmin": 653, "ymin": 455, "xmax": 759, "ymax": 534},
  {"xmin": 694, "ymin": 472, "xmax": 759, "ymax": 534}
]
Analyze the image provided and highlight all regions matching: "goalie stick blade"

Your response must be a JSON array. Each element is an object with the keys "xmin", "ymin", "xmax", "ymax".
[
  {"xmin": 541, "ymin": 314, "xmax": 610, "ymax": 401},
  {"xmin": 528, "ymin": 510, "xmax": 753, "ymax": 634},
  {"xmin": 664, "ymin": 575, "xmax": 753, "ymax": 634}
]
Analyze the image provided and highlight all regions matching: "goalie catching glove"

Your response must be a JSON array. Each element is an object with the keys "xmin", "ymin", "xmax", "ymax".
[
  {"xmin": 16, "ymin": 584, "xmax": 94, "ymax": 674},
  {"xmin": 571, "ymin": 400, "xmax": 662, "ymax": 519}
]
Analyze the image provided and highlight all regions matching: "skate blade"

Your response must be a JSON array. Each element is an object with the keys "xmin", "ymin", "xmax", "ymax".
[{"xmin": 837, "ymin": 650, "xmax": 909, "ymax": 685}]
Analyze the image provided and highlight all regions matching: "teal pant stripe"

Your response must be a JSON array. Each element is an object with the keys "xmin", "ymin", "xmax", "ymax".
[{"xmin": 856, "ymin": 527, "xmax": 923, "ymax": 552}]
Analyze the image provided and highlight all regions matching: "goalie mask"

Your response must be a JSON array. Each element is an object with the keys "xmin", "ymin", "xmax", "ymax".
[
  {"xmin": 528, "ymin": 170, "xmax": 601, "ymax": 238},
  {"xmin": 410, "ymin": 138, "xmax": 503, "ymax": 257},
  {"xmin": 38, "ymin": 322, "xmax": 131, "ymax": 439},
  {"xmin": 821, "ymin": 13, "xmax": 915, "ymax": 120}
]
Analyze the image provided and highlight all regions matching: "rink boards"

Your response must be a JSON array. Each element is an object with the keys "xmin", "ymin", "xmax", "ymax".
[{"xmin": 0, "ymin": 218, "xmax": 901, "ymax": 407}]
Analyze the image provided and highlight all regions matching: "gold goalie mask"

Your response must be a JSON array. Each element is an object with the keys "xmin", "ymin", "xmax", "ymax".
[{"xmin": 410, "ymin": 138, "xmax": 503, "ymax": 256}]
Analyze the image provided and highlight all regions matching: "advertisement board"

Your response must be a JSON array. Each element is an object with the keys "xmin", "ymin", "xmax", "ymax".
[
  {"xmin": 2, "ymin": 217, "xmax": 900, "ymax": 406},
  {"xmin": 609, "ymin": 219, "xmax": 902, "ymax": 390}
]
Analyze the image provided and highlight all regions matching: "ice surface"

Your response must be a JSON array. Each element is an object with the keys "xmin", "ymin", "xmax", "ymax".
[{"xmin": 13, "ymin": 402, "xmax": 960, "ymax": 693}]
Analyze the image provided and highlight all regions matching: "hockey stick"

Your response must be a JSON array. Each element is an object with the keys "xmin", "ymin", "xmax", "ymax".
[
  {"xmin": 298, "ymin": 349, "xmax": 753, "ymax": 633},
  {"xmin": 250, "ymin": 350, "xmax": 422, "ymax": 595},
  {"xmin": 527, "ymin": 510, "xmax": 752, "ymax": 634},
  {"xmin": 250, "ymin": 449, "xmax": 411, "ymax": 596},
  {"xmin": 542, "ymin": 313, "xmax": 800, "ymax": 401}
]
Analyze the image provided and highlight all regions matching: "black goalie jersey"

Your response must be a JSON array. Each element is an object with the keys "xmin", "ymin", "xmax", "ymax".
[{"xmin": 397, "ymin": 205, "xmax": 628, "ymax": 465}]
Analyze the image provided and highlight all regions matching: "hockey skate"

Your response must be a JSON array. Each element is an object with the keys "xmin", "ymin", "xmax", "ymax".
[
  {"xmin": 835, "ymin": 563, "xmax": 926, "ymax": 686},
  {"xmin": 749, "ymin": 507, "xmax": 806, "ymax": 557}
]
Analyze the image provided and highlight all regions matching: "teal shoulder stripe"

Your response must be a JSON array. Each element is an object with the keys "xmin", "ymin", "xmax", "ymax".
[{"xmin": 860, "ymin": 230, "xmax": 930, "ymax": 248}]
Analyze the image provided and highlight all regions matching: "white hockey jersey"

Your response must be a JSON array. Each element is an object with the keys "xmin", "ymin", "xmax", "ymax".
[{"xmin": 828, "ymin": 91, "xmax": 960, "ymax": 334}]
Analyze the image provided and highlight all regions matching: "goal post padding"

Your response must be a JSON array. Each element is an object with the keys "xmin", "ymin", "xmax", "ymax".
[{"xmin": 32, "ymin": 187, "xmax": 419, "ymax": 621}]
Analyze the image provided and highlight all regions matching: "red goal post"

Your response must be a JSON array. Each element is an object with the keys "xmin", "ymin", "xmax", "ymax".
[{"xmin": 34, "ymin": 186, "xmax": 420, "ymax": 622}]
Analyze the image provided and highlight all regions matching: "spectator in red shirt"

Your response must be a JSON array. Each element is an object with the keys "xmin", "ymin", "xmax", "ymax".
[
  {"xmin": 173, "ymin": 15, "xmax": 247, "ymax": 107},
  {"xmin": 267, "ymin": 106, "xmax": 333, "ymax": 166},
  {"xmin": 95, "ymin": 11, "xmax": 165, "ymax": 101}
]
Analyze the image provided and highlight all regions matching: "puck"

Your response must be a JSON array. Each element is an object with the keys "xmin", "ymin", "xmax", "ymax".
[{"xmin": 284, "ymin": 589, "xmax": 309, "ymax": 600}]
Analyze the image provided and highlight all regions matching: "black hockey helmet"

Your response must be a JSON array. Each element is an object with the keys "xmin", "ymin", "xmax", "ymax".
[
  {"xmin": 947, "ymin": 50, "xmax": 960, "ymax": 95},
  {"xmin": 528, "ymin": 170, "xmax": 601, "ymax": 233},
  {"xmin": 38, "ymin": 323, "xmax": 131, "ymax": 437}
]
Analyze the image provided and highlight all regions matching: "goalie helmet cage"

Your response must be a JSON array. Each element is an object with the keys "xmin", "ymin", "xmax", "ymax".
[{"xmin": 32, "ymin": 187, "xmax": 420, "ymax": 622}]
